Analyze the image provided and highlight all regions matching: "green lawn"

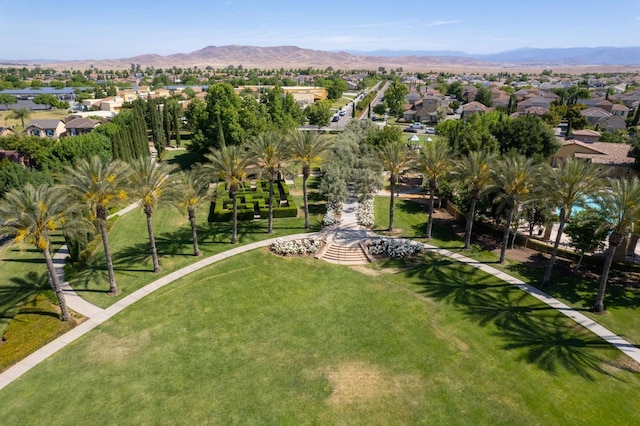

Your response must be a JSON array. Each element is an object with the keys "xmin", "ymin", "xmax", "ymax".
[
  {"xmin": 374, "ymin": 197, "xmax": 640, "ymax": 346},
  {"xmin": 69, "ymin": 190, "xmax": 322, "ymax": 308},
  {"xmin": 1, "ymin": 249, "xmax": 638, "ymax": 424},
  {"xmin": 0, "ymin": 237, "xmax": 66, "ymax": 337}
]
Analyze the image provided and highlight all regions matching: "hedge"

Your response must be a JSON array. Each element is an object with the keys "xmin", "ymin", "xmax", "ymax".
[{"xmin": 209, "ymin": 179, "xmax": 297, "ymax": 222}]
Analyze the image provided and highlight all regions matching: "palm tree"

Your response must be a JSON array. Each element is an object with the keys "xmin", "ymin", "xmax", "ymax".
[
  {"xmin": 170, "ymin": 165, "xmax": 210, "ymax": 256},
  {"xmin": 541, "ymin": 159, "xmax": 603, "ymax": 286},
  {"xmin": 62, "ymin": 156, "xmax": 131, "ymax": 295},
  {"xmin": 129, "ymin": 158, "xmax": 177, "ymax": 272},
  {"xmin": 592, "ymin": 177, "xmax": 640, "ymax": 313},
  {"xmin": 416, "ymin": 140, "xmax": 453, "ymax": 239},
  {"xmin": 377, "ymin": 141, "xmax": 414, "ymax": 232},
  {"xmin": 451, "ymin": 150, "xmax": 495, "ymax": 249},
  {"xmin": 288, "ymin": 130, "xmax": 332, "ymax": 229},
  {"xmin": 0, "ymin": 184, "xmax": 87, "ymax": 321},
  {"xmin": 9, "ymin": 107, "xmax": 31, "ymax": 130},
  {"xmin": 205, "ymin": 145, "xmax": 250, "ymax": 244},
  {"xmin": 245, "ymin": 130, "xmax": 287, "ymax": 234},
  {"xmin": 492, "ymin": 155, "xmax": 543, "ymax": 263}
]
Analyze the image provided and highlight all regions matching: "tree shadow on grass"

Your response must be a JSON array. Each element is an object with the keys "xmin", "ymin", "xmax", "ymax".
[
  {"xmin": 506, "ymin": 255, "xmax": 640, "ymax": 311},
  {"xmin": 399, "ymin": 254, "xmax": 626, "ymax": 380},
  {"xmin": 0, "ymin": 271, "xmax": 53, "ymax": 329},
  {"xmin": 496, "ymin": 313, "xmax": 618, "ymax": 381}
]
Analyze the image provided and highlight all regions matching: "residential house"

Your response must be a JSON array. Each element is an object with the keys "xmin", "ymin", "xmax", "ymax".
[
  {"xmin": 571, "ymin": 129, "xmax": 600, "ymax": 143},
  {"xmin": 551, "ymin": 138, "xmax": 635, "ymax": 178},
  {"xmin": 460, "ymin": 101, "xmax": 487, "ymax": 119},
  {"xmin": 576, "ymin": 98, "xmax": 613, "ymax": 113},
  {"xmin": 516, "ymin": 96, "xmax": 552, "ymax": 113},
  {"xmin": 0, "ymin": 126, "xmax": 15, "ymax": 137},
  {"xmin": 580, "ymin": 107, "xmax": 611, "ymax": 126},
  {"xmin": 64, "ymin": 117, "xmax": 101, "ymax": 136},
  {"xmin": 611, "ymin": 103, "xmax": 630, "ymax": 118},
  {"xmin": 24, "ymin": 119, "xmax": 65, "ymax": 139}
]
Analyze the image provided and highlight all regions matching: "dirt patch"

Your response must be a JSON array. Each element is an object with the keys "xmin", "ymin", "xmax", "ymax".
[{"xmin": 326, "ymin": 362, "xmax": 423, "ymax": 406}]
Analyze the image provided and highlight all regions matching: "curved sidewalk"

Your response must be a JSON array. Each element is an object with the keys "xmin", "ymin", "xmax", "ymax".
[
  {"xmin": 0, "ymin": 233, "xmax": 312, "ymax": 391},
  {"xmin": 2, "ymin": 199, "xmax": 640, "ymax": 391}
]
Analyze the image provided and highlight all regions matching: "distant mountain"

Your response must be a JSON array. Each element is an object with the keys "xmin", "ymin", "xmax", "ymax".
[
  {"xmin": 342, "ymin": 49, "xmax": 469, "ymax": 58},
  {"xmin": 350, "ymin": 46, "xmax": 640, "ymax": 65},
  {"xmin": 9, "ymin": 45, "xmax": 640, "ymax": 72},
  {"xmin": 475, "ymin": 47, "xmax": 640, "ymax": 65}
]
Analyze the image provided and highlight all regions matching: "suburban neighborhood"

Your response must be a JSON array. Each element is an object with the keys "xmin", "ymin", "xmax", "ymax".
[{"xmin": 1, "ymin": 41, "xmax": 640, "ymax": 424}]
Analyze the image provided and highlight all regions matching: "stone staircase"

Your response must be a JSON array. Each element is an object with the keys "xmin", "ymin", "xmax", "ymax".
[{"xmin": 316, "ymin": 240, "xmax": 372, "ymax": 265}]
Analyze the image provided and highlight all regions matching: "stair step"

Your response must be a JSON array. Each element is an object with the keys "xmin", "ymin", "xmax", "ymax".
[{"xmin": 320, "ymin": 244, "xmax": 370, "ymax": 265}]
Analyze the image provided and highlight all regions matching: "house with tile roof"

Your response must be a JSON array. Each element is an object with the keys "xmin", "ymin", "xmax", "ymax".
[
  {"xmin": 460, "ymin": 101, "xmax": 487, "ymax": 119},
  {"xmin": 64, "ymin": 117, "xmax": 101, "ymax": 136},
  {"xmin": 24, "ymin": 119, "xmax": 65, "ymax": 139},
  {"xmin": 551, "ymin": 138, "xmax": 635, "ymax": 178}
]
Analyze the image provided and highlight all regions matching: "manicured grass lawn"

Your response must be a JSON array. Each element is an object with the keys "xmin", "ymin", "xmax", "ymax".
[
  {"xmin": 0, "ymin": 293, "xmax": 78, "ymax": 371},
  {"xmin": 69, "ymin": 191, "xmax": 322, "ymax": 308},
  {"xmin": 1, "ymin": 250, "xmax": 638, "ymax": 424},
  {"xmin": 374, "ymin": 197, "xmax": 640, "ymax": 346},
  {"xmin": 0, "ymin": 237, "xmax": 66, "ymax": 337}
]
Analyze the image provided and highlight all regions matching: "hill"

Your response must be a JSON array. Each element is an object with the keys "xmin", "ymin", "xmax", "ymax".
[{"xmin": 5, "ymin": 45, "xmax": 640, "ymax": 73}]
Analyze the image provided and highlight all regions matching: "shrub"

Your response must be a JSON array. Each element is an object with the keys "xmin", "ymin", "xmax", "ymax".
[
  {"xmin": 323, "ymin": 205, "xmax": 341, "ymax": 227},
  {"xmin": 367, "ymin": 237, "xmax": 424, "ymax": 258},
  {"xmin": 270, "ymin": 236, "xmax": 322, "ymax": 256},
  {"xmin": 357, "ymin": 198, "xmax": 374, "ymax": 227}
]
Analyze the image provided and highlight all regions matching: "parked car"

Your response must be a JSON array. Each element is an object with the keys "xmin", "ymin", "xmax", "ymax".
[
  {"xmin": 339, "ymin": 109, "xmax": 346, "ymax": 116},
  {"xmin": 403, "ymin": 127, "xmax": 418, "ymax": 133},
  {"xmin": 331, "ymin": 115, "xmax": 340, "ymax": 122},
  {"xmin": 425, "ymin": 127, "xmax": 436, "ymax": 134},
  {"xmin": 410, "ymin": 122, "xmax": 425, "ymax": 130}
]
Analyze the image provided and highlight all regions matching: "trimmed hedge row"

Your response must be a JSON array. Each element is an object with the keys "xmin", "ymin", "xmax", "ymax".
[{"xmin": 209, "ymin": 180, "xmax": 298, "ymax": 222}]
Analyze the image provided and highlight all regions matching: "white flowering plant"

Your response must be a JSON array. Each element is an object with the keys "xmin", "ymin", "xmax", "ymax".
[
  {"xmin": 270, "ymin": 237, "xmax": 322, "ymax": 256},
  {"xmin": 367, "ymin": 237, "xmax": 424, "ymax": 258},
  {"xmin": 357, "ymin": 198, "xmax": 374, "ymax": 227},
  {"xmin": 323, "ymin": 205, "xmax": 341, "ymax": 227}
]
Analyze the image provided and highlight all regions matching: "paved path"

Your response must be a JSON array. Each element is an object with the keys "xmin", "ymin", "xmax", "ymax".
[{"xmin": 2, "ymin": 196, "xmax": 640, "ymax": 391}]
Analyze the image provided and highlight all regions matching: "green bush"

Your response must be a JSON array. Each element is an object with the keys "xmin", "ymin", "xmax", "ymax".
[{"xmin": 209, "ymin": 180, "xmax": 296, "ymax": 222}]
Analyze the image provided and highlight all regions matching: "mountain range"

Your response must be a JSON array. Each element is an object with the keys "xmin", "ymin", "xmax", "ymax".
[
  {"xmin": 343, "ymin": 46, "xmax": 640, "ymax": 65},
  {"xmin": 3, "ymin": 45, "xmax": 640, "ymax": 72}
]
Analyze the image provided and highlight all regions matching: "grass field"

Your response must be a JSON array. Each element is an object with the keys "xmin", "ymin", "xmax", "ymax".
[
  {"xmin": 67, "ymin": 181, "xmax": 323, "ymax": 308},
  {"xmin": 1, "ymin": 190, "xmax": 640, "ymax": 423},
  {"xmin": 0, "ymin": 109, "xmax": 69, "ymax": 131},
  {"xmin": 0, "ymin": 249, "xmax": 638, "ymax": 424}
]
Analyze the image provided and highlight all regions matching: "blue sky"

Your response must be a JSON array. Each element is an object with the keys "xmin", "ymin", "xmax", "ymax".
[{"xmin": 1, "ymin": 0, "xmax": 639, "ymax": 60}]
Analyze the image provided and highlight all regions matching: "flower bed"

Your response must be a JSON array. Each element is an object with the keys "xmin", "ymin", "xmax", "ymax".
[
  {"xmin": 357, "ymin": 198, "xmax": 374, "ymax": 227},
  {"xmin": 367, "ymin": 237, "xmax": 424, "ymax": 258},
  {"xmin": 270, "ymin": 237, "xmax": 322, "ymax": 256},
  {"xmin": 322, "ymin": 206, "xmax": 341, "ymax": 227}
]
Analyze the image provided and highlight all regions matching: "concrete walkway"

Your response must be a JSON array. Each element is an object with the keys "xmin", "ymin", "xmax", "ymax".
[{"xmin": 2, "ymin": 196, "xmax": 640, "ymax": 391}]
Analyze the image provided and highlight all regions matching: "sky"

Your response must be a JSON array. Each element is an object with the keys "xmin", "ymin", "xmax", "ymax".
[{"xmin": 1, "ymin": 0, "xmax": 639, "ymax": 60}]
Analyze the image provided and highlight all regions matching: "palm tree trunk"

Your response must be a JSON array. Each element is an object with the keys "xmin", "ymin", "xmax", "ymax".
[
  {"xmin": 594, "ymin": 234, "xmax": 622, "ymax": 313},
  {"xmin": 426, "ymin": 181, "xmax": 436, "ymax": 239},
  {"xmin": 464, "ymin": 197, "xmax": 478, "ymax": 249},
  {"xmin": 499, "ymin": 207, "xmax": 513, "ymax": 264},
  {"xmin": 302, "ymin": 170, "xmax": 310, "ymax": 229},
  {"xmin": 267, "ymin": 177, "xmax": 274, "ymax": 234},
  {"xmin": 231, "ymin": 191, "xmax": 238, "ymax": 244},
  {"xmin": 388, "ymin": 176, "xmax": 396, "ymax": 231},
  {"xmin": 98, "ymin": 219, "xmax": 119, "ymax": 295},
  {"xmin": 188, "ymin": 207, "xmax": 200, "ymax": 256},
  {"xmin": 43, "ymin": 247, "xmax": 71, "ymax": 321},
  {"xmin": 542, "ymin": 211, "xmax": 567, "ymax": 286},
  {"xmin": 146, "ymin": 212, "xmax": 160, "ymax": 272}
]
